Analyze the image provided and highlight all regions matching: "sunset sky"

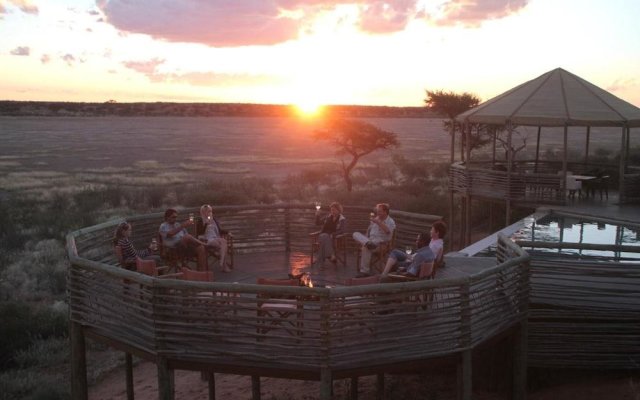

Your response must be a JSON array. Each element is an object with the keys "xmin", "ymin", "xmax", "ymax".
[{"xmin": 1, "ymin": 0, "xmax": 639, "ymax": 108}]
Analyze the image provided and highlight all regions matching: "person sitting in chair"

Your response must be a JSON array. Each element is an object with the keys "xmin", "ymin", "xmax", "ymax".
[
  {"xmin": 429, "ymin": 220, "xmax": 447, "ymax": 262},
  {"xmin": 380, "ymin": 233, "xmax": 435, "ymax": 278},
  {"xmin": 197, "ymin": 204, "xmax": 231, "ymax": 273},
  {"xmin": 113, "ymin": 221, "xmax": 162, "ymax": 267},
  {"xmin": 352, "ymin": 203, "xmax": 396, "ymax": 277},
  {"xmin": 313, "ymin": 201, "xmax": 346, "ymax": 268},
  {"xmin": 159, "ymin": 208, "xmax": 208, "ymax": 271}
]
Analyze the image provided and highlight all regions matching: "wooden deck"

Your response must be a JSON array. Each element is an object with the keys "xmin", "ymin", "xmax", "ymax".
[{"xmin": 210, "ymin": 250, "xmax": 498, "ymax": 287}]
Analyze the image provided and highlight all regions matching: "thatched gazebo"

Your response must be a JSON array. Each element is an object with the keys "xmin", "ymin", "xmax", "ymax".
[{"xmin": 450, "ymin": 67, "xmax": 640, "ymax": 246}]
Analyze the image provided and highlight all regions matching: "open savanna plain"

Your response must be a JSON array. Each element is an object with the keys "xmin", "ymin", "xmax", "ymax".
[{"xmin": 0, "ymin": 116, "xmax": 450, "ymax": 200}]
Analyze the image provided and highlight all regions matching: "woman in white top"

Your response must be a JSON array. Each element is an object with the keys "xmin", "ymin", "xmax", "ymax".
[{"xmin": 198, "ymin": 204, "xmax": 230, "ymax": 273}]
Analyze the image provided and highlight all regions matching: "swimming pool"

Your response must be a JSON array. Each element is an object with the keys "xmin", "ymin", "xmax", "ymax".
[{"xmin": 511, "ymin": 213, "xmax": 640, "ymax": 261}]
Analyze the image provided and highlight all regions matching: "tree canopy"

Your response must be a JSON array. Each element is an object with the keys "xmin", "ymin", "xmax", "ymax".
[{"xmin": 314, "ymin": 118, "xmax": 399, "ymax": 192}]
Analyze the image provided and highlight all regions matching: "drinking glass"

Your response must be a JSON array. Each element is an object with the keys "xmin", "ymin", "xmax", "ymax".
[
  {"xmin": 315, "ymin": 201, "xmax": 321, "ymax": 210},
  {"xmin": 189, "ymin": 213, "xmax": 194, "ymax": 223},
  {"xmin": 150, "ymin": 238, "xmax": 158, "ymax": 251},
  {"xmin": 405, "ymin": 246, "xmax": 413, "ymax": 256},
  {"xmin": 370, "ymin": 212, "xmax": 375, "ymax": 218}
]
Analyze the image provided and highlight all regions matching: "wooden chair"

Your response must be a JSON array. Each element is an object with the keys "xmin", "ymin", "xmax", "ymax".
[
  {"xmin": 135, "ymin": 258, "xmax": 173, "ymax": 277},
  {"xmin": 355, "ymin": 230, "xmax": 396, "ymax": 273},
  {"xmin": 195, "ymin": 219, "xmax": 235, "ymax": 269},
  {"xmin": 256, "ymin": 278, "xmax": 303, "ymax": 338},
  {"xmin": 309, "ymin": 231, "xmax": 348, "ymax": 267},
  {"xmin": 387, "ymin": 261, "xmax": 434, "ymax": 282},
  {"xmin": 114, "ymin": 245, "xmax": 136, "ymax": 270},
  {"xmin": 157, "ymin": 233, "xmax": 199, "ymax": 272}
]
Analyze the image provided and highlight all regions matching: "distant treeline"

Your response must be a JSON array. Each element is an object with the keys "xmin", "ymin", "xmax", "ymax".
[{"xmin": 0, "ymin": 100, "xmax": 438, "ymax": 118}]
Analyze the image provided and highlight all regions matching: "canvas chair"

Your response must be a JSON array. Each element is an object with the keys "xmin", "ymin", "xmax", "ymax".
[
  {"xmin": 195, "ymin": 218, "xmax": 235, "ymax": 269},
  {"xmin": 309, "ymin": 231, "xmax": 348, "ymax": 267},
  {"xmin": 355, "ymin": 230, "xmax": 396, "ymax": 274},
  {"xmin": 135, "ymin": 258, "xmax": 173, "ymax": 277},
  {"xmin": 157, "ymin": 232, "xmax": 199, "ymax": 272},
  {"xmin": 114, "ymin": 245, "xmax": 136, "ymax": 270},
  {"xmin": 256, "ymin": 278, "xmax": 303, "ymax": 338}
]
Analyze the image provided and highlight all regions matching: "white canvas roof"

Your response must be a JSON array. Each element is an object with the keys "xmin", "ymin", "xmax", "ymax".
[{"xmin": 456, "ymin": 68, "xmax": 640, "ymax": 128}]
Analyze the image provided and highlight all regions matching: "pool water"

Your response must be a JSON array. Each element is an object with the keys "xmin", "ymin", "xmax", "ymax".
[{"xmin": 511, "ymin": 214, "xmax": 640, "ymax": 261}]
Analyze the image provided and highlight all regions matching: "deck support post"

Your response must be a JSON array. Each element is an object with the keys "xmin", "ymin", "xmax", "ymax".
[
  {"xmin": 157, "ymin": 357, "xmax": 174, "ymax": 400},
  {"xmin": 70, "ymin": 320, "xmax": 88, "ymax": 400},
  {"xmin": 350, "ymin": 377, "xmax": 358, "ymax": 400},
  {"xmin": 251, "ymin": 375, "xmax": 261, "ymax": 400},
  {"xmin": 457, "ymin": 350, "xmax": 472, "ymax": 400},
  {"xmin": 207, "ymin": 372, "xmax": 216, "ymax": 400},
  {"xmin": 376, "ymin": 373, "xmax": 385, "ymax": 400},
  {"xmin": 513, "ymin": 320, "xmax": 528, "ymax": 400},
  {"xmin": 125, "ymin": 352, "xmax": 134, "ymax": 400},
  {"xmin": 320, "ymin": 367, "xmax": 332, "ymax": 400}
]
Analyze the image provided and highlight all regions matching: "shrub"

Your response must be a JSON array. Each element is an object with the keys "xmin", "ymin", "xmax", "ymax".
[
  {"xmin": 0, "ymin": 369, "xmax": 69, "ymax": 400},
  {"xmin": 14, "ymin": 336, "xmax": 68, "ymax": 368},
  {"xmin": 0, "ymin": 301, "xmax": 68, "ymax": 369}
]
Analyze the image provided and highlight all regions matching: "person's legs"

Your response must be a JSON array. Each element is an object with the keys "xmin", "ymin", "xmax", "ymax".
[
  {"xmin": 211, "ymin": 237, "xmax": 229, "ymax": 272},
  {"xmin": 352, "ymin": 232, "xmax": 369, "ymax": 245},
  {"xmin": 359, "ymin": 247, "xmax": 373, "ymax": 274},
  {"xmin": 181, "ymin": 235, "xmax": 208, "ymax": 271},
  {"xmin": 317, "ymin": 233, "xmax": 333, "ymax": 265},
  {"xmin": 381, "ymin": 249, "xmax": 405, "ymax": 275}
]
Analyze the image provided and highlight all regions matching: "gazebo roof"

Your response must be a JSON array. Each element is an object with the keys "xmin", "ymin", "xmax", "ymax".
[{"xmin": 456, "ymin": 68, "xmax": 640, "ymax": 128}]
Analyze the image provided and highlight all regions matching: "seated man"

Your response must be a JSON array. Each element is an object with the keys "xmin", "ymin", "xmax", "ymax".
[
  {"xmin": 380, "ymin": 232, "xmax": 435, "ymax": 277},
  {"xmin": 197, "ymin": 204, "xmax": 231, "ymax": 273},
  {"xmin": 352, "ymin": 203, "xmax": 396, "ymax": 277},
  {"xmin": 429, "ymin": 220, "xmax": 447, "ymax": 262},
  {"xmin": 159, "ymin": 208, "xmax": 208, "ymax": 271}
]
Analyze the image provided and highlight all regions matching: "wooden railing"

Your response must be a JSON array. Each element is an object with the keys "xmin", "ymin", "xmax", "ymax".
[
  {"xmin": 66, "ymin": 205, "xmax": 530, "ymax": 398},
  {"xmin": 527, "ymin": 258, "xmax": 640, "ymax": 369}
]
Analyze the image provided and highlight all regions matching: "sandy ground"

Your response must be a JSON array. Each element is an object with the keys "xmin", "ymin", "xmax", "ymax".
[{"xmin": 89, "ymin": 360, "xmax": 639, "ymax": 400}]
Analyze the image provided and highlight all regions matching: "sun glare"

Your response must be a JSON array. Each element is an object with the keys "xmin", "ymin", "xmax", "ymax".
[{"xmin": 295, "ymin": 101, "xmax": 323, "ymax": 117}]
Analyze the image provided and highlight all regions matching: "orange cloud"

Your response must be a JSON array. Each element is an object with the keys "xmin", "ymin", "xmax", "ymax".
[
  {"xmin": 97, "ymin": 0, "xmax": 529, "ymax": 47},
  {"xmin": 0, "ymin": 0, "xmax": 38, "ymax": 15},
  {"xmin": 433, "ymin": 0, "xmax": 529, "ymax": 27}
]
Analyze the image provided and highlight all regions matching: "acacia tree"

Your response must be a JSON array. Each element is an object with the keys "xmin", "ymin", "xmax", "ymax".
[
  {"xmin": 424, "ymin": 90, "xmax": 489, "ymax": 161},
  {"xmin": 314, "ymin": 118, "xmax": 399, "ymax": 192}
]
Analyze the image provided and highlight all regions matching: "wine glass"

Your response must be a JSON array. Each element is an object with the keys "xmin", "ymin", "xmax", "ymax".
[
  {"xmin": 369, "ymin": 212, "xmax": 375, "ymax": 219},
  {"xmin": 315, "ymin": 201, "xmax": 321, "ymax": 211},
  {"xmin": 189, "ymin": 213, "xmax": 194, "ymax": 223},
  {"xmin": 150, "ymin": 238, "xmax": 158, "ymax": 251},
  {"xmin": 405, "ymin": 246, "xmax": 413, "ymax": 256}
]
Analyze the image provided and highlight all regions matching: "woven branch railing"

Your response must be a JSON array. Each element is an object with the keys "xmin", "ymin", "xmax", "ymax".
[
  {"xmin": 449, "ymin": 162, "xmax": 564, "ymax": 203},
  {"xmin": 528, "ymin": 259, "xmax": 640, "ymax": 369},
  {"xmin": 67, "ymin": 205, "xmax": 529, "ymax": 377}
]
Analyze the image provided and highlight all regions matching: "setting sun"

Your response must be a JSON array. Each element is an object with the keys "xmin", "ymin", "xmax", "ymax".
[{"xmin": 295, "ymin": 101, "xmax": 324, "ymax": 117}]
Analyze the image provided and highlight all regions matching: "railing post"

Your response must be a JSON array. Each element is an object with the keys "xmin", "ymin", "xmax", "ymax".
[
  {"xmin": 457, "ymin": 281, "xmax": 472, "ymax": 400},
  {"xmin": 70, "ymin": 320, "xmax": 88, "ymax": 400},
  {"xmin": 320, "ymin": 293, "xmax": 332, "ymax": 400}
]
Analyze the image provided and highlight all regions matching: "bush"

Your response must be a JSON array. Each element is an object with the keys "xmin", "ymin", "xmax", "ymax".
[
  {"xmin": 14, "ymin": 337, "xmax": 68, "ymax": 368},
  {"xmin": 0, "ymin": 301, "xmax": 68, "ymax": 369},
  {"xmin": 0, "ymin": 369, "xmax": 69, "ymax": 400},
  {"xmin": 2, "ymin": 240, "xmax": 68, "ymax": 300}
]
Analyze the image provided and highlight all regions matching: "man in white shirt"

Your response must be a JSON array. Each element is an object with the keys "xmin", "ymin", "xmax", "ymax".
[
  {"xmin": 353, "ymin": 203, "xmax": 396, "ymax": 277},
  {"xmin": 159, "ymin": 208, "xmax": 208, "ymax": 271}
]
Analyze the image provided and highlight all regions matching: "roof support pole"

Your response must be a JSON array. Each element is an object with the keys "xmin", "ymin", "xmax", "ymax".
[
  {"xmin": 465, "ymin": 124, "xmax": 472, "ymax": 165},
  {"xmin": 534, "ymin": 126, "xmax": 541, "ymax": 173},
  {"xmin": 492, "ymin": 127, "xmax": 497, "ymax": 167},
  {"xmin": 619, "ymin": 125, "xmax": 627, "ymax": 202},
  {"xmin": 450, "ymin": 119, "xmax": 456, "ymax": 164},
  {"xmin": 585, "ymin": 126, "xmax": 591, "ymax": 165},
  {"xmin": 561, "ymin": 125, "xmax": 568, "ymax": 201},
  {"xmin": 506, "ymin": 123, "xmax": 513, "ymax": 226}
]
